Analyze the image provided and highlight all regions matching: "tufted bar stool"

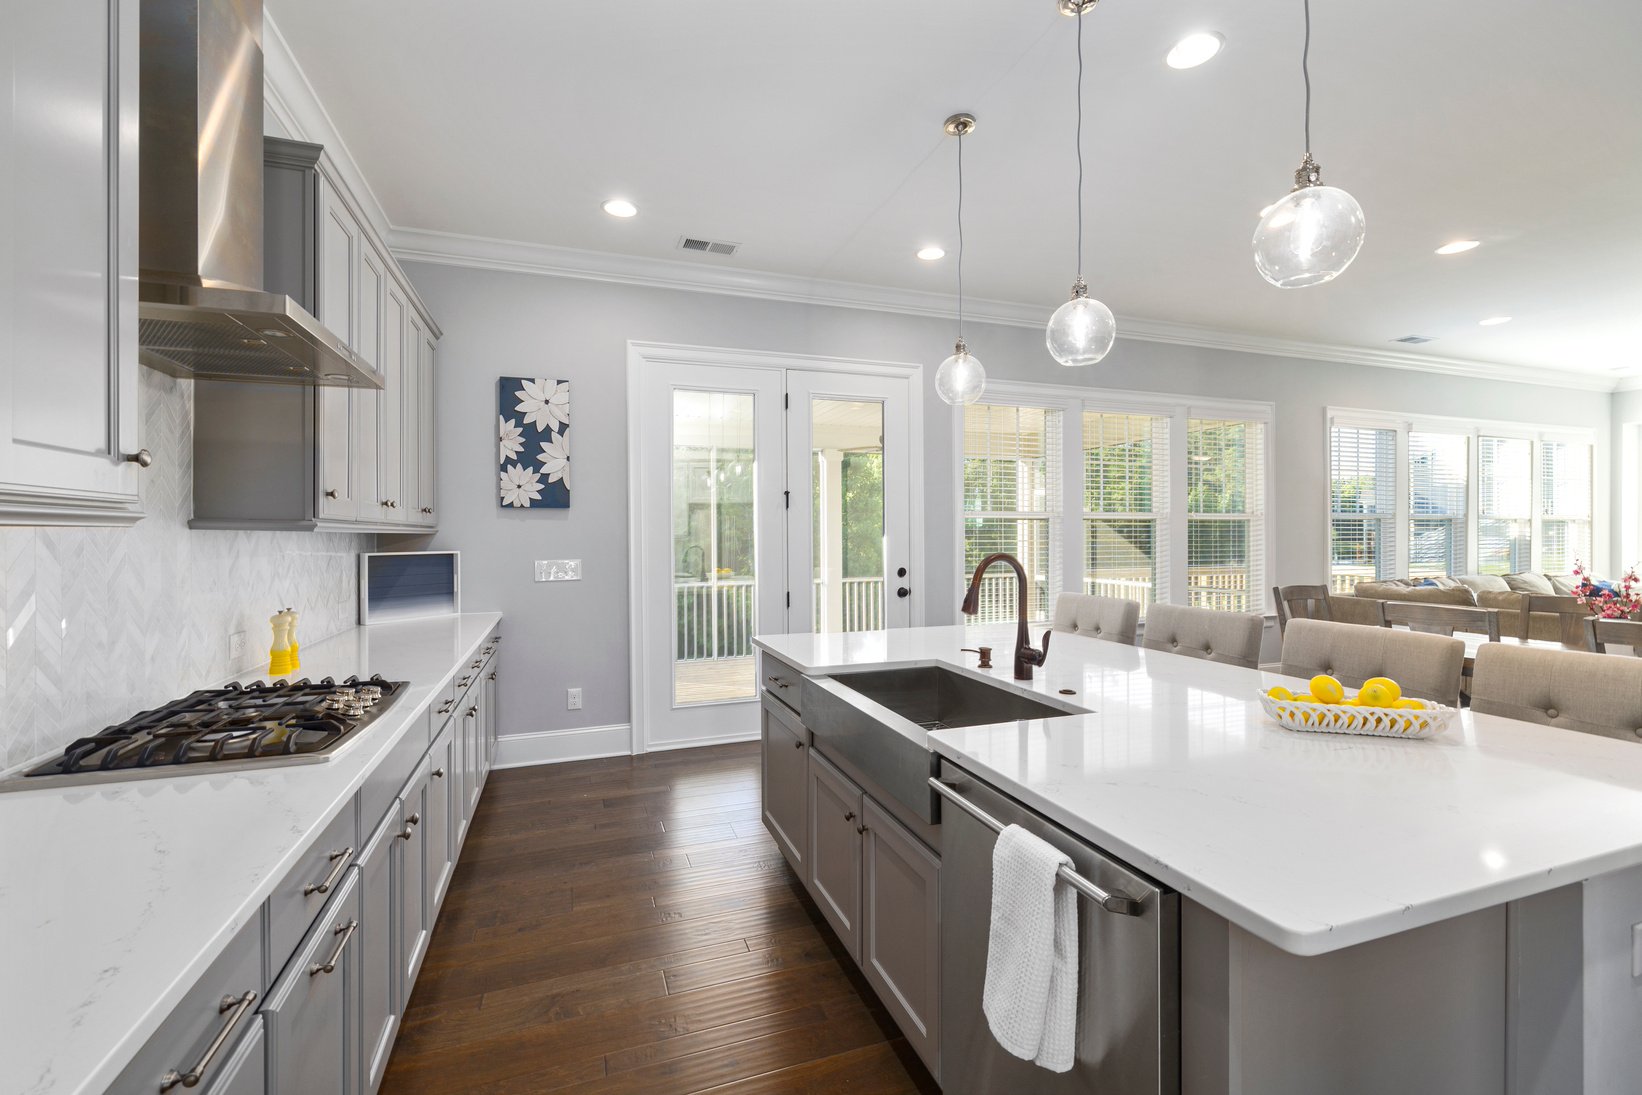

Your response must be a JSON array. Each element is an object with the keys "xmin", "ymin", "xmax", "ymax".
[
  {"xmin": 1278, "ymin": 619, "xmax": 1465, "ymax": 706},
  {"xmin": 1471, "ymin": 643, "xmax": 1642, "ymax": 743},
  {"xmin": 1141, "ymin": 603, "xmax": 1264, "ymax": 670},
  {"xmin": 1052, "ymin": 593, "xmax": 1140, "ymax": 645}
]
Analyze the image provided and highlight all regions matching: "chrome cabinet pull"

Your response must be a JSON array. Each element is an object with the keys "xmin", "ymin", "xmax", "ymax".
[
  {"xmin": 159, "ymin": 990, "xmax": 257, "ymax": 1090},
  {"xmin": 928, "ymin": 777, "xmax": 1143, "ymax": 916},
  {"xmin": 466, "ymin": 705, "xmax": 478, "ymax": 717},
  {"xmin": 766, "ymin": 675, "xmax": 790, "ymax": 689},
  {"xmin": 303, "ymin": 847, "xmax": 353, "ymax": 897},
  {"xmin": 309, "ymin": 919, "xmax": 359, "ymax": 977},
  {"xmin": 487, "ymin": 671, "xmax": 497, "ymax": 681},
  {"xmin": 437, "ymin": 699, "xmax": 454, "ymax": 715},
  {"xmin": 432, "ymin": 767, "xmax": 445, "ymax": 778},
  {"xmin": 458, "ymin": 675, "xmax": 473, "ymax": 688},
  {"xmin": 398, "ymin": 812, "xmax": 421, "ymax": 840},
  {"xmin": 124, "ymin": 449, "xmax": 154, "ymax": 467},
  {"xmin": 324, "ymin": 488, "xmax": 338, "ymax": 499}
]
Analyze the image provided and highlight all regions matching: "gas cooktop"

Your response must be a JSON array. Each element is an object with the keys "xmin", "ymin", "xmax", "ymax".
[{"xmin": 6, "ymin": 675, "xmax": 408, "ymax": 791}]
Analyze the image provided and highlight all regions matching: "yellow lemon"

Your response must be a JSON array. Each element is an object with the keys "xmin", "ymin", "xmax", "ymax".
[
  {"xmin": 1362, "ymin": 676, "xmax": 1402, "ymax": 704},
  {"xmin": 1309, "ymin": 675, "xmax": 1345, "ymax": 705},
  {"xmin": 1293, "ymin": 693, "xmax": 1314, "ymax": 703},
  {"xmin": 1392, "ymin": 698, "xmax": 1426, "ymax": 711},
  {"xmin": 1267, "ymin": 685, "xmax": 1295, "ymax": 702},
  {"xmin": 1357, "ymin": 681, "xmax": 1397, "ymax": 708},
  {"xmin": 1341, "ymin": 696, "xmax": 1361, "ymax": 707}
]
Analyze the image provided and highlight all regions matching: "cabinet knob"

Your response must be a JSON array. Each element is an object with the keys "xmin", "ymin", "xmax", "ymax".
[
  {"xmin": 856, "ymin": 824, "xmax": 869, "ymax": 835},
  {"xmin": 421, "ymin": 507, "xmax": 434, "ymax": 515},
  {"xmin": 123, "ymin": 449, "xmax": 153, "ymax": 468},
  {"xmin": 793, "ymin": 740, "xmax": 805, "ymax": 750},
  {"xmin": 324, "ymin": 488, "xmax": 338, "ymax": 499},
  {"xmin": 844, "ymin": 811, "xmax": 855, "ymax": 821},
  {"xmin": 432, "ymin": 768, "xmax": 445, "ymax": 778}
]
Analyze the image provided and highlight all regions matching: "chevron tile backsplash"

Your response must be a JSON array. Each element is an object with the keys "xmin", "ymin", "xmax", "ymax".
[{"xmin": 0, "ymin": 369, "xmax": 373, "ymax": 772}]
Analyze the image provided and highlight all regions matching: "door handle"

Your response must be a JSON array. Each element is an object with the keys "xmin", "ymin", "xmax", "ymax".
[{"xmin": 896, "ymin": 587, "xmax": 910, "ymax": 598}]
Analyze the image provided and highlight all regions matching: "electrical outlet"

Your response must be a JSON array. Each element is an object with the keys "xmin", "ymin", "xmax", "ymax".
[
  {"xmin": 535, "ymin": 559, "xmax": 582, "ymax": 582},
  {"xmin": 228, "ymin": 630, "xmax": 247, "ymax": 662},
  {"xmin": 567, "ymin": 687, "xmax": 583, "ymax": 711}
]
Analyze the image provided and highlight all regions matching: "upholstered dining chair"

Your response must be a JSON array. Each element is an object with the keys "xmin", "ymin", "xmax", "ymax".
[
  {"xmin": 1052, "ymin": 592, "xmax": 1139, "ymax": 645},
  {"xmin": 1519, "ymin": 595, "xmax": 1590, "ymax": 646},
  {"xmin": 1471, "ymin": 643, "xmax": 1642, "ymax": 743},
  {"xmin": 1379, "ymin": 601, "xmax": 1502, "ymax": 643},
  {"xmin": 1585, "ymin": 617, "xmax": 1642, "ymax": 657},
  {"xmin": 1272, "ymin": 585, "xmax": 1332, "ymax": 636},
  {"xmin": 1141, "ymin": 603, "xmax": 1264, "ymax": 670},
  {"xmin": 1279, "ymin": 618, "xmax": 1466, "ymax": 706}
]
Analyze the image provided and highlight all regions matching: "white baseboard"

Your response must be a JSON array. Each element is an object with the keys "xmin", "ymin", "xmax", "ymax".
[
  {"xmin": 494, "ymin": 724, "xmax": 633, "ymax": 768},
  {"xmin": 642, "ymin": 729, "xmax": 761, "ymax": 753}
]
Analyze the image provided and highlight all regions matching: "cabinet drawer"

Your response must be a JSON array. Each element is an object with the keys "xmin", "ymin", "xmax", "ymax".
[
  {"xmin": 267, "ymin": 797, "xmax": 360, "ymax": 983},
  {"xmin": 359, "ymin": 706, "xmax": 429, "ymax": 833},
  {"xmin": 761, "ymin": 653, "xmax": 804, "ymax": 716},
  {"xmin": 110, "ymin": 912, "xmax": 265, "ymax": 1094},
  {"xmin": 264, "ymin": 868, "xmax": 362, "ymax": 1095}
]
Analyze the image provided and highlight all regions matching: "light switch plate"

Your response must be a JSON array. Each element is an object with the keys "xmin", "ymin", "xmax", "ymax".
[{"xmin": 535, "ymin": 559, "xmax": 582, "ymax": 582}]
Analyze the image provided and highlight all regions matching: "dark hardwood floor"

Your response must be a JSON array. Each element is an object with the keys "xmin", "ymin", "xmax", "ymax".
[{"xmin": 381, "ymin": 741, "xmax": 940, "ymax": 1094}]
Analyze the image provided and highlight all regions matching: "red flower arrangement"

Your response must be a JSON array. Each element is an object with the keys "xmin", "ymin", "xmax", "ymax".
[{"xmin": 1572, "ymin": 561, "xmax": 1642, "ymax": 620}]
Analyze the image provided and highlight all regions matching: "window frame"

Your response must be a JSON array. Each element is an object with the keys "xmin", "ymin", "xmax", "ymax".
[
  {"xmin": 955, "ymin": 381, "xmax": 1275, "ymax": 619},
  {"xmin": 1325, "ymin": 407, "xmax": 1602, "ymax": 582}
]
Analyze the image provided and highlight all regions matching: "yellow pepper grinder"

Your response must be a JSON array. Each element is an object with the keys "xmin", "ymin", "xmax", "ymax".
[
  {"xmin": 268, "ymin": 610, "xmax": 293, "ymax": 678},
  {"xmin": 286, "ymin": 608, "xmax": 301, "ymax": 674}
]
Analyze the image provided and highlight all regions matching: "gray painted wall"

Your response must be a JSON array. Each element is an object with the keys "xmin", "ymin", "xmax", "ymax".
[
  {"xmin": 0, "ymin": 369, "xmax": 371, "ymax": 772},
  {"xmin": 400, "ymin": 260, "xmax": 1615, "ymax": 741},
  {"xmin": 1615, "ymin": 389, "xmax": 1642, "ymax": 566}
]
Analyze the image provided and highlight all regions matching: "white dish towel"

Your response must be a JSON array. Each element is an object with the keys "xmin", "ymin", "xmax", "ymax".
[{"xmin": 982, "ymin": 823, "xmax": 1080, "ymax": 1073}]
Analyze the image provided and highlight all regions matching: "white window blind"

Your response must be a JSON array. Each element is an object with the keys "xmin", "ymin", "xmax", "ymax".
[
  {"xmin": 1479, "ymin": 436, "xmax": 1532, "ymax": 575},
  {"xmin": 1082, "ymin": 412, "xmax": 1168, "ymax": 617},
  {"xmin": 962, "ymin": 403, "xmax": 1062, "ymax": 625},
  {"xmin": 1539, "ymin": 440, "xmax": 1593, "ymax": 574},
  {"xmin": 1407, "ymin": 432, "xmax": 1468, "ymax": 579},
  {"xmin": 1186, "ymin": 418, "xmax": 1265, "ymax": 613},
  {"xmin": 1329, "ymin": 426, "xmax": 1396, "ymax": 593}
]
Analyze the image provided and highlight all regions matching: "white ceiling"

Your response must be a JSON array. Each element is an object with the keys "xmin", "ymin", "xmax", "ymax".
[{"xmin": 267, "ymin": 0, "xmax": 1642, "ymax": 382}]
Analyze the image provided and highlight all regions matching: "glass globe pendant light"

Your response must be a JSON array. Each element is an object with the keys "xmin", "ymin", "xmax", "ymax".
[
  {"xmin": 1252, "ymin": 0, "xmax": 1365, "ymax": 288},
  {"xmin": 1046, "ymin": 0, "xmax": 1116, "ymax": 368},
  {"xmin": 935, "ymin": 113, "xmax": 986, "ymax": 405}
]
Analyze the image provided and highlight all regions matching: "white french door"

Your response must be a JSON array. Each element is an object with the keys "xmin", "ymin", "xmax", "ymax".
[{"xmin": 631, "ymin": 347, "xmax": 920, "ymax": 752}]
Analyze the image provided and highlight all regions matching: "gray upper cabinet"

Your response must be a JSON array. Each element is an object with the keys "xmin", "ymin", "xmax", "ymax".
[
  {"xmin": 191, "ymin": 138, "xmax": 438, "ymax": 533},
  {"xmin": 0, "ymin": 0, "xmax": 144, "ymax": 526}
]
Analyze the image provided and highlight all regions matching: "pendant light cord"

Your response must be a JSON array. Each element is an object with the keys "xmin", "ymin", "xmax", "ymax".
[
  {"xmin": 1075, "ymin": 6, "xmax": 1085, "ymax": 282},
  {"xmin": 956, "ymin": 128, "xmax": 965, "ymax": 340},
  {"xmin": 1301, "ymin": 0, "xmax": 1312, "ymax": 154}
]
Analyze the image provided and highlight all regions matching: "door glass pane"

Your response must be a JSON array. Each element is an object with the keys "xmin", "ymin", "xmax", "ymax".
[
  {"xmin": 810, "ymin": 400, "xmax": 885, "ymax": 633},
  {"xmin": 672, "ymin": 391, "xmax": 757, "ymax": 706}
]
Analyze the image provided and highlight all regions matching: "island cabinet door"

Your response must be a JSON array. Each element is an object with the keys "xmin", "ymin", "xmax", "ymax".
[
  {"xmin": 808, "ymin": 749, "xmax": 865, "ymax": 961},
  {"xmin": 264, "ymin": 868, "xmax": 362, "ymax": 1095},
  {"xmin": 760, "ymin": 694, "xmax": 809, "ymax": 871},
  {"xmin": 862, "ymin": 797, "xmax": 941, "ymax": 1082}
]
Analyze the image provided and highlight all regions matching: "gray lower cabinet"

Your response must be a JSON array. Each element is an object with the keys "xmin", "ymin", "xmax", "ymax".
[
  {"xmin": 264, "ymin": 869, "xmax": 362, "ymax": 1095},
  {"xmin": 398, "ymin": 759, "xmax": 434, "ymax": 994},
  {"xmin": 760, "ymin": 695, "xmax": 809, "ymax": 870},
  {"xmin": 861, "ymin": 797, "xmax": 941, "ymax": 1081},
  {"xmin": 807, "ymin": 749, "xmax": 865, "ymax": 961},
  {"xmin": 425, "ymin": 722, "xmax": 456, "ymax": 913},
  {"xmin": 357, "ymin": 808, "xmax": 399, "ymax": 1095},
  {"xmin": 206, "ymin": 1016, "xmax": 266, "ymax": 1095}
]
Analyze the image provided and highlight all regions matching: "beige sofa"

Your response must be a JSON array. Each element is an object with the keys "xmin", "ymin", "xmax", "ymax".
[{"xmin": 1336, "ymin": 573, "xmax": 1596, "ymax": 642}]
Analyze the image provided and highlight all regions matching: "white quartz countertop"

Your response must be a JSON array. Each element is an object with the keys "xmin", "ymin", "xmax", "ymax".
[
  {"xmin": 0, "ymin": 612, "xmax": 502, "ymax": 1095},
  {"xmin": 754, "ymin": 624, "xmax": 1642, "ymax": 956}
]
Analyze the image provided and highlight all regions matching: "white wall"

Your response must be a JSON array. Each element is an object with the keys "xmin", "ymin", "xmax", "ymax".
[{"xmin": 400, "ymin": 260, "xmax": 1615, "ymax": 743}]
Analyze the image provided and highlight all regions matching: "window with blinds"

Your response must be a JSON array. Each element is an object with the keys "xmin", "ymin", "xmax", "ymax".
[
  {"xmin": 1479, "ymin": 436, "xmax": 1532, "ymax": 575},
  {"xmin": 1329, "ymin": 426, "xmax": 1396, "ymax": 593},
  {"xmin": 1539, "ymin": 440, "xmax": 1593, "ymax": 574},
  {"xmin": 1407, "ymin": 432, "xmax": 1468, "ymax": 579},
  {"xmin": 962, "ymin": 403, "xmax": 1062, "ymax": 625},
  {"xmin": 1082, "ymin": 412, "xmax": 1168, "ymax": 617},
  {"xmin": 1186, "ymin": 418, "xmax": 1265, "ymax": 613}
]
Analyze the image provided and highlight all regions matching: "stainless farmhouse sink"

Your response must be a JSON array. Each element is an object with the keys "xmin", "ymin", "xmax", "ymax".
[{"xmin": 802, "ymin": 665, "xmax": 1087, "ymax": 822}]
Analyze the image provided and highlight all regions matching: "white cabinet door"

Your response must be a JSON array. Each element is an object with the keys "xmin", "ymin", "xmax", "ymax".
[
  {"xmin": 417, "ymin": 330, "xmax": 437, "ymax": 524},
  {"xmin": 374, "ymin": 265, "xmax": 404, "ymax": 523},
  {"xmin": 425, "ymin": 722, "xmax": 456, "ymax": 915},
  {"xmin": 0, "ymin": 0, "xmax": 143, "ymax": 524},
  {"xmin": 315, "ymin": 180, "xmax": 361, "ymax": 523},
  {"xmin": 394, "ymin": 289, "xmax": 419, "ymax": 526},
  {"xmin": 397, "ymin": 765, "xmax": 431, "ymax": 994}
]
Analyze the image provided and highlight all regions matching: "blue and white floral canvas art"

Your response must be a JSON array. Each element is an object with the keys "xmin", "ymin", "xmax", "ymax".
[{"xmin": 498, "ymin": 377, "xmax": 570, "ymax": 508}]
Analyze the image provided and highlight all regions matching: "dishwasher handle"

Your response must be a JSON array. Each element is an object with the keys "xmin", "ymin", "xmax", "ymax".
[{"xmin": 929, "ymin": 776, "xmax": 1144, "ymax": 917}]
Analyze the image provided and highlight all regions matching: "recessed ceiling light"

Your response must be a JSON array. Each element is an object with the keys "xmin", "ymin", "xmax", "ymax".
[
  {"xmin": 1479, "ymin": 316, "xmax": 1512, "ymax": 326},
  {"xmin": 1435, "ymin": 240, "xmax": 1480, "ymax": 255},
  {"xmin": 601, "ymin": 198, "xmax": 638, "ymax": 218},
  {"xmin": 916, "ymin": 246, "xmax": 945, "ymax": 261},
  {"xmin": 1166, "ymin": 32, "xmax": 1224, "ymax": 69}
]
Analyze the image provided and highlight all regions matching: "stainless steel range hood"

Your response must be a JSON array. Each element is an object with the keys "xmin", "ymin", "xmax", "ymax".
[{"xmin": 138, "ymin": 0, "xmax": 379, "ymax": 388}]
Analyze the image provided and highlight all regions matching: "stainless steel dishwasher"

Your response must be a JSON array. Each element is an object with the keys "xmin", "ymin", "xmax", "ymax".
[{"xmin": 933, "ymin": 758, "xmax": 1179, "ymax": 1094}]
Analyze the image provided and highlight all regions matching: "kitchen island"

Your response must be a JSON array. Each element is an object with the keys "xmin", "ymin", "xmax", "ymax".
[{"xmin": 753, "ymin": 622, "xmax": 1642, "ymax": 1094}]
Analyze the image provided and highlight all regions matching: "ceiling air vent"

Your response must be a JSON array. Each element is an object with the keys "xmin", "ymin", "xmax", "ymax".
[
  {"xmin": 1391, "ymin": 335, "xmax": 1437, "ymax": 345},
  {"xmin": 678, "ymin": 236, "xmax": 740, "ymax": 257}
]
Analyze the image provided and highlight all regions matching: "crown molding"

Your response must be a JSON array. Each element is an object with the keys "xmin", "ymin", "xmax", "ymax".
[
  {"xmin": 1615, "ymin": 375, "xmax": 1642, "ymax": 393},
  {"xmin": 391, "ymin": 226, "xmax": 1624, "ymax": 393}
]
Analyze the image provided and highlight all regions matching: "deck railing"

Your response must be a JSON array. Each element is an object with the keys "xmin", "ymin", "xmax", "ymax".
[
  {"xmin": 675, "ymin": 578, "xmax": 755, "ymax": 661},
  {"xmin": 813, "ymin": 576, "xmax": 885, "ymax": 633}
]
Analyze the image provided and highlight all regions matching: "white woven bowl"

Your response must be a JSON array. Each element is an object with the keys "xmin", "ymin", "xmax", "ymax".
[{"xmin": 1257, "ymin": 691, "xmax": 1458, "ymax": 740}]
